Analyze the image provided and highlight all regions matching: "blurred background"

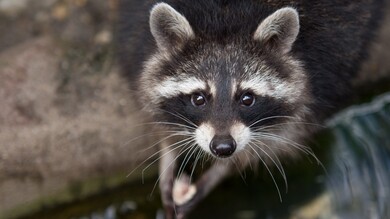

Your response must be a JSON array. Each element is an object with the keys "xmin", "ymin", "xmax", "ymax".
[{"xmin": 0, "ymin": 0, "xmax": 389, "ymax": 219}]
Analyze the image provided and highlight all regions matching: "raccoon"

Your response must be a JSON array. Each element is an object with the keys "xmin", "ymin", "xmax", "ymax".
[{"xmin": 117, "ymin": 0, "xmax": 384, "ymax": 218}]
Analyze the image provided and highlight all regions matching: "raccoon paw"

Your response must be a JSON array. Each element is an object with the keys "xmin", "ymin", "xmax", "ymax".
[{"xmin": 172, "ymin": 175, "xmax": 197, "ymax": 206}]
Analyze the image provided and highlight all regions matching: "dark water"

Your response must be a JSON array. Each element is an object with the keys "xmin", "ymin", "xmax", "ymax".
[
  {"xmin": 326, "ymin": 92, "xmax": 390, "ymax": 219},
  {"xmin": 19, "ymin": 92, "xmax": 390, "ymax": 219}
]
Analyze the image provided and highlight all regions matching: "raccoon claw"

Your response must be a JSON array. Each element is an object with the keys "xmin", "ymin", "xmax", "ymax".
[{"xmin": 173, "ymin": 175, "xmax": 197, "ymax": 206}]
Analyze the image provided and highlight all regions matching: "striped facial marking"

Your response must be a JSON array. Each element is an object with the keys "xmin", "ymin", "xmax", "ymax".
[
  {"xmin": 239, "ymin": 76, "xmax": 302, "ymax": 102},
  {"xmin": 230, "ymin": 122, "xmax": 251, "ymax": 152},
  {"xmin": 153, "ymin": 76, "xmax": 206, "ymax": 99},
  {"xmin": 195, "ymin": 122, "xmax": 215, "ymax": 154}
]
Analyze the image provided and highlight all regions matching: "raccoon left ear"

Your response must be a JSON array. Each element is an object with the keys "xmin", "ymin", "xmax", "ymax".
[
  {"xmin": 150, "ymin": 3, "xmax": 195, "ymax": 51},
  {"xmin": 253, "ymin": 7, "xmax": 299, "ymax": 54}
]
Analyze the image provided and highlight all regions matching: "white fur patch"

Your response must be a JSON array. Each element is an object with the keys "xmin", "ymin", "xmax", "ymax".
[
  {"xmin": 195, "ymin": 123, "xmax": 215, "ymax": 154},
  {"xmin": 154, "ymin": 76, "xmax": 206, "ymax": 99},
  {"xmin": 231, "ymin": 79, "xmax": 237, "ymax": 98},
  {"xmin": 208, "ymin": 81, "xmax": 217, "ymax": 97},
  {"xmin": 230, "ymin": 122, "xmax": 251, "ymax": 152},
  {"xmin": 240, "ymin": 75, "xmax": 303, "ymax": 102}
]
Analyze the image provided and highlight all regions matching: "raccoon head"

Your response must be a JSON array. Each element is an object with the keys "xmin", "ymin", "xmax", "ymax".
[{"xmin": 140, "ymin": 3, "xmax": 312, "ymax": 159}]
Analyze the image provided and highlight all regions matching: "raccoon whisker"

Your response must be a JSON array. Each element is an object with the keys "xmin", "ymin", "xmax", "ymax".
[
  {"xmin": 249, "ymin": 115, "xmax": 297, "ymax": 128},
  {"xmin": 264, "ymin": 133, "xmax": 313, "ymax": 155},
  {"xmin": 201, "ymin": 150, "xmax": 207, "ymax": 169},
  {"xmin": 145, "ymin": 142, "xmax": 190, "ymax": 185},
  {"xmin": 251, "ymin": 139, "xmax": 288, "ymax": 174},
  {"xmin": 189, "ymin": 147, "xmax": 203, "ymax": 183},
  {"xmin": 171, "ymin": 112, "xmax": 198, "ymax": 128},
  {"xmin": 252, "ymin": 120, "xmax": 323, "ymax": 132},
  {"xmin": 251, "ymin": 121, "xmax": 299, "ymax": 133},
  {"xmin": 122, "ymin": 130, "xmax": 193, "ymax": 149},
  {"xmin": 255, "ymin": 132, "xmax": 327, "ymax": 175},
  {"xmin": 122, "ymin": 123, "xmax": 193, "ymax": 137},
  {"xmin": 248, "ymin": 106, "xmax": 292, "ymax": 126},
  {"xmin": 252, "ymin": 139, "xmax": 290, "ymax": 154},
  {"xmin": 242, "ymin": 149, "xmax": 256, "ymax": 171},
  {"xmin": 142, "ymin": 137, "xmax": 196, "ymax": 182},
  {"xmin": 151, "ymin": 141, "xmax": 197, "ymax": 196},
  {"xmin": 252, "ymin": 126, "xmax": 286, "ymax": 134},
  {"xmin": 255, "ymin": 132, "xmax": 321, "ymax": 165},
  {"xmin": 247, "ymin": 143, "xmax": 282, "ymax": 202},
  {"xmin": 131, "ymin": 121, "xmax": 182, "ymax": 126},
  {"xmin": 278, "ymin": 121, "xmax": 323, "ymax": 128},
  {"xmin": 190, "ymin": 149, "xmax": 208, "ymax": 173},
  {"xmin": 138, "ymin": 121, "xmax": 198, "ymax": 131},
  {"xmin": 123, "ymin": 121, "xmax": 178, "ymax": 129},
  {"xmin": 134, "ymin": 131, "xmax": 193, "ymax": 156},
  {"xmin": 172, "ymin": 141, "xmax": 198, "ymax": 180},
  {"xmin": 250, "ymin": 138, "xmax": 286, "ymax": 176},
  {"xmin": 177, "ymin": 141, "xmax": 199, "ymax": 181},
  {"xmin": 251, "ymin": 132, "xmax": 311, "ymax": 154},
  {"xmin": 232, "ymin": 156, "xmax": 247, "ymax": 184},
  {"xmin": 249, "ymin": 139, "xmax": 288, "ymax": 192},
  {"xmin": 241, "ymin": 148, "xmax": 256, "ymax": 170},
  {"xmin": 157, "ymin": 109, "xmax": 198, "ymax": 128},
  {"xmin": 234, "ymin": 154, "xmax": 247, "ymax": 173},
  {"xmin": 201, "ymin": 151, "xmax": 213, "ymax": 170},
  {"xmin": 126, "ymin": 133, "xmax": 194, "ymax": 178},
  {"xmin": 254, "ymin": 133, "xmax": 312, "ymax": 155}
]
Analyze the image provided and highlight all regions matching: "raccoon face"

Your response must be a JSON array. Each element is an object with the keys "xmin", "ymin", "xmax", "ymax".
[{"xmin": 140, "ymin": 3, "xmax": 311, "ymax": 158}]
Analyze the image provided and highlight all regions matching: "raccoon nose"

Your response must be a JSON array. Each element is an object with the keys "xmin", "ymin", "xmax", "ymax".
[{"xmin": 210, "ymin": 135, "xmax": 237, "ymax": 158}]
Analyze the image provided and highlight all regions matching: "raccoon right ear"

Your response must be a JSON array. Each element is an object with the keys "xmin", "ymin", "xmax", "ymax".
[
  {"xmin": 150, "ymin": 3, "xmax": 195, "ymax": 51},
  {"xmin": 253, "ymin": 7, "xmax": 299, "ymax": 54}
]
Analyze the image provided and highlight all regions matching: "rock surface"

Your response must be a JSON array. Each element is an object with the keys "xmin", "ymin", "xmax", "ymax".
[{"xmin": 0, "ymin": 0, "xmax": 157, "ymax": 217}]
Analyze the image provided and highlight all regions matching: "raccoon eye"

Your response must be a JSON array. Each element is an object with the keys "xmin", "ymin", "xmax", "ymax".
[
  {"xmin": 191, "ymin": 93, "xmax": 206, "ymax": 106},
  {"xmin": 240, "ymin": 92, "xmax": 255, "ymax": 107}
]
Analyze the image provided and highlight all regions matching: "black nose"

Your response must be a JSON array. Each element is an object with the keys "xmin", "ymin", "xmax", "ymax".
[{"xmin": 210, "ymin": 135, "xmax": 237, "ymax": 158}]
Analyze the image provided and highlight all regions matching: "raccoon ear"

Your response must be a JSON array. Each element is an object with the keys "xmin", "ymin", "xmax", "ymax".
[
  {"xmin": 253, "ymin": 7, "xmax": 299, "ymax": 54},
  {"xmin": 150, "ymin": 3, "xmax": 195, "ymax": 51}
]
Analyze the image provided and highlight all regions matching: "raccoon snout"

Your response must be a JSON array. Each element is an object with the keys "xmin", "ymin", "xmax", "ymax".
[{"xmin": 210, "ymin": 135, "xmax": 237, "ymax": 158}]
